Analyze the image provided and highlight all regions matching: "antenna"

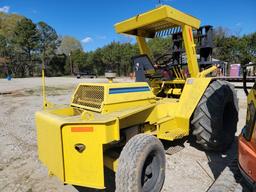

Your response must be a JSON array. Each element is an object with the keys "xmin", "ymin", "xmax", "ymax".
[
  {"xmin": 157, "ymin": 0, "xmax": 162, "ymax": 6},
  {"xmin": 156, "ymin": 0, "xmax": 173, "ymax": 6}
]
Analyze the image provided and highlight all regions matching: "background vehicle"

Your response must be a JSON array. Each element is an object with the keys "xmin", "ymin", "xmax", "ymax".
[
  {"xmin": 75, "ymin": 71, "xmax": 97, "ymax": 79},
  {"xmin": 208, "ymin": 63, "xmax": 255, "ymax": 192},
  {"xmin": 36, "ymin": 5, "xmax": 238, "ymax": 191},
  {"xmin": 238, "ymin": 63, "xmax": 256, "ymax": 191}
]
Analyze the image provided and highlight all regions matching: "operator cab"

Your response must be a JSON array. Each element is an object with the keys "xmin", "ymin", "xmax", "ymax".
[
  {"xmin": 115, "ymin": 5, "xmax": 217, "ymax": 98},
  {"xmin": 131, "ymin": 54, "xmax": 179, "ymax": 82},
  {"xmin": 132, "ymin": 54, "xmax": 160, "ymax": 82}
]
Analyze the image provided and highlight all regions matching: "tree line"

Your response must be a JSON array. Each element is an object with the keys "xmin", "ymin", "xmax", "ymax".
[
  {"xmin": 0, "ymin": 12, "xmax": 255, "ymax": 78},
  {"xmin": 0, "ymin": 12, "xmax": 83, "ymax": 77},
  {"xmin": 213, "ymin": 27, "xmax": 256, "ymax": 65}
]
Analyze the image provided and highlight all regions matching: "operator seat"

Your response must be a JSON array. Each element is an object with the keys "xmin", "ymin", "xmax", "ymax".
[{"xmin": 131, "ymin": 54, "xmax": 162, "ymax": 82}]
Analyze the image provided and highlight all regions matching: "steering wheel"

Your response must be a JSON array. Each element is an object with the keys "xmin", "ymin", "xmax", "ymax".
[{"xmin": 154, "ymin": 53, "xmax": 173, "ymax": 67}]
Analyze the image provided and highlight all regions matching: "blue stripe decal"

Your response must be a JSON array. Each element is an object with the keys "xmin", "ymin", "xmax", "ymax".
[{"xmin": 109, "ymin": 86, "xmax": 150, "ymax": 94}]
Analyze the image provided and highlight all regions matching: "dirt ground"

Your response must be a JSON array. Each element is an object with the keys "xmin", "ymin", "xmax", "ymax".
[{"xmin": 0, "ymin": 77, "xmax": 248, "ymax": 192}]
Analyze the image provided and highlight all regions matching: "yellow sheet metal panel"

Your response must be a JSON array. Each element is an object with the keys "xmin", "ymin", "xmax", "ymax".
[
  {"xmin": 62, "ymin": 124, "xmax": 105, "ymax": 189},
  {"xmin": 152, "ymin": 99, "xmax": 178, "ymax": 120},
  {"xmin": 104, "ymin": 82, "xmax": 155, "ymax": 105},
  {"xmin": 35, "ymin": 111, "xmax": 65, "ymax": 181},
  {"xmin": 151, "ymin": 104, "xmax": 187, "ymax": 141},
  {"xmin": 176, "ymin": 78, "xmax": 212, "ymax": 119},
  {"xmin": 162, "ymin": 78, "xmax": 211, "ymax": 138},
  {"xmin": 157, "ymin": 125, "xmax": 186, "ymax": 141},
  {"xmin": 165, "ymin": 6, "xmax": 200, "ymax": 29},
  {"xmin": 49, "ymin": 106, "xmax": 79, "ymax": 116},
  {"xmin": 36, "ymin": 107, "xmax": 120, "ymax": 188},
  {"xmin": 115, "ymin": 5, "xmax": 200, "ymax": 37},
  {"xmin": 146, "ymin": 78, "xmax": 212, "ymax": 141},
  {"xmin": 104, "ymin": 120, "xmax": 120, "ymax": 142},
  {"xmin": 103, "ymin": 98, "xmax": 156, "ymax": 114},
  {"xmin": 119, "ymin": 105, "xmax": 155, "ymax": 129}
]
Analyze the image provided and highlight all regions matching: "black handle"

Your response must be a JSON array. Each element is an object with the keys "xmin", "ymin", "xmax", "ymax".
[{"xmin": 74, "ymin": 143, "xmax": 85, "ymax": 153}]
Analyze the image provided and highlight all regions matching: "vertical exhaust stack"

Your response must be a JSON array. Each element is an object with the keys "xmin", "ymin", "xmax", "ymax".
[{"xmin": 41, "ymin": 61, "xmax": 54, "ymax": 109}]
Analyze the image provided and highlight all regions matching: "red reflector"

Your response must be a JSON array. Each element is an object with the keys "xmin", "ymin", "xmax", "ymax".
[
  {"xmin": 188, "ymin": 28, "xmax": 193, "ymax": 42},
  {"xmin": 71, "ymin": 127, "xmax": 93, "ymax": 132}
]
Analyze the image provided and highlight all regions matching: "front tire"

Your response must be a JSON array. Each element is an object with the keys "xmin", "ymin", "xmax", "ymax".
[
  {"xmin": 191, "ymin": 80, "xmax": 238, "ymax": 151},
  {"xmin": 115, "ymin": 134, "xmax": 165, "ymax": 192}
]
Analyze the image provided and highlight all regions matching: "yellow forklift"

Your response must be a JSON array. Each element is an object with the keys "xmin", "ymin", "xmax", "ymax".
[{"xmin": 36, "ymin": 5, "xmax": 238, "ymax": 191}]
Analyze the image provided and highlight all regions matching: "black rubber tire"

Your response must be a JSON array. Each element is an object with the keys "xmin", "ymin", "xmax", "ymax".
[
  {"xmin": 191, "ymin": 80, "xmax": 238, "ymax": 151},
  {"xmin": 207, "ymin": 160, "xmax": 242, "ymax": 192},
  {"xmin": 115, "ymin": 134, "xmax": 166, "ymax": 192}
]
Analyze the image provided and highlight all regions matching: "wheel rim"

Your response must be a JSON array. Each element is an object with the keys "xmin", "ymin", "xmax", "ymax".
[{"xmin": 141, "ymin": 151, "xmax": 161, "ymax": 191}]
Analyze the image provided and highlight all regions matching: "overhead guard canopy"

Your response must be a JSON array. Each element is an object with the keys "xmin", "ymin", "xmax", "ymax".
[{"xmin": 115, "ymin": 5, "xmax": 201, "ymax": 38}]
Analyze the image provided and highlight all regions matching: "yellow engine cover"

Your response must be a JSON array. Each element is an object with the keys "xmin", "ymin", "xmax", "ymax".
[{"xmin": 70, "ymin": 82, "xmax": 156, "ymax": 114}]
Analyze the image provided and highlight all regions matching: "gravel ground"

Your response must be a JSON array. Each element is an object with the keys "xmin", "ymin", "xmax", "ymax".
[{"xmin": 0, "ymin": 77, "xmax": 248, "ymax": 192}]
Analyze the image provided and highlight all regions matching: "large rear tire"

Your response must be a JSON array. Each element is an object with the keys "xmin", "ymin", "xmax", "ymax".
[
  {"xmin": 115, "ymin": 134, "xmax": 165, "ymax": 192},
  {"xmin": 191, "ymin": 80, "xmax": 238, "ymax": 151}
]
